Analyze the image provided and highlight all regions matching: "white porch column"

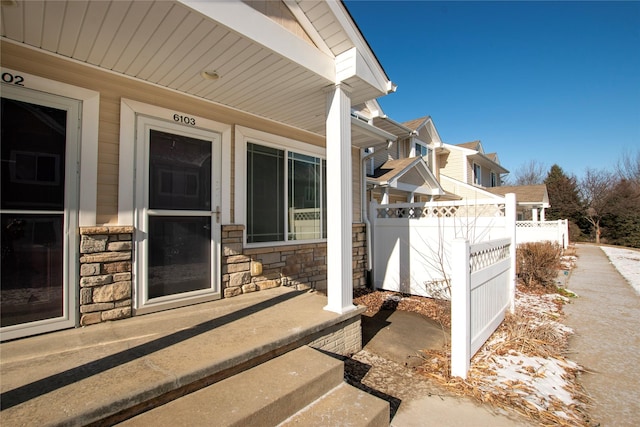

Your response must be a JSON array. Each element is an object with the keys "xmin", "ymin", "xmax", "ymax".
[
  {"xmin": 540, "ymin": 207, "xmax": 546, "ymax": 221},
  {"xmin": 325, "ymin": 84, "xmax": 356, "ymax": 314},
  {"xmin": 531, "ymin": 208, "xmax": 538, "ymax": 222},
  {"xmin": 381, "ymin": 188, "xmax": 390, "ymax": 204}
]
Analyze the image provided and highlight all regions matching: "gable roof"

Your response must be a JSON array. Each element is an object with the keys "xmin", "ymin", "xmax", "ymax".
[
  {"xmin": 487, "ymin": 184, "xmax": 549, "ymax": 206},
  {"xmin": 456, "ymin": 141, "xmax": 483, "ymax": 152},
  {"xmin": 402, "ymin": 116, "xmax": 431, "ymax": 131},
  {"xmin": 368, "ymin": 157, "xmax": 443, "ymax": 196},
  {"xmin": 445, "ymin": 141, "xmax": 509, "ymax": 174}
]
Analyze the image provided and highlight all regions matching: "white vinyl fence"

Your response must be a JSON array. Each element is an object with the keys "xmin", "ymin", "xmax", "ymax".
[
  {"xmin": 450, "ymin": 237, "xmax": 515, "ymax": 378},
  {"xmin": 370, "ymin": 194, "xmax": 517, "ymax": 378},
  {"xmin": 516, "ymin": 220, "xmax": 569, "ymax": 249}
]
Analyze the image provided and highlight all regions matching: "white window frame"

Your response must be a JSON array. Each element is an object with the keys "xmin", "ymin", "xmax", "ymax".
[
  {"xmin": 118, "ymin": 99, "xmax": 231, "ymax": 314},
  {"xmin": 490, "ymin": 171, "xmax": 498, "ymax": 187},
  {"xmin": 235, "ymin": 126, "xmax": 326, "ymax": 248},
  {"xmin": 414, "ymin": 141, "xmax": 429, "ymax": 158},
  {"xmin": 118, "ymin": 99, "xmax": 232, "ymax": 226},
  {"xmin": 135, "ymin": 116, "xmax": 223, "ymax": 313},
  {"xmin": 473, "ymin": 163, "xmax": 482, "ymax": 186},
  {"xmin": 1, "ymin": 67, "xmax": 100, "ymax": 227}
]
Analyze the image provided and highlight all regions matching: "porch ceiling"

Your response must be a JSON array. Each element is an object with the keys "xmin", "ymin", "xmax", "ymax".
[{"xmin": 0, "ymin": 0, "xmax": 386, "ymax": 136}]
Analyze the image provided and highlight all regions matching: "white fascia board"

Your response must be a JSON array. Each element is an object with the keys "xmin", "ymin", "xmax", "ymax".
[
  {"xmin": 179, "ymin": 0, "xmax": 335, "ymax": 82},
  {"xmin": 425, "ymin": 118, "xmax": 443, "ymax": 144},
  {"xmin": 392, "ymin": 181, "xmax": 440, "ymax": 195},
  {"xmin": 386, "ymin": 158, "xmax": 444, "ymax": 195},
  {"xmin": 365, "ymin": 99, "xmax": 383, "ymax": 117},
  {"xmin": 351, "ymin": 116, "xmax": 396, "ymax": 147},
  {"xmin": 336, "ymin": 47, "xmax": 389, "ymax": 94},
  {"xmin": 326, "ymin": 0, "xmax": 393, "ymax": 92},
  {"xmin": 469, "ymin": 152, "xmax": 509, "ymax": 174},
  {"xmin": 377, "ymin": 115, "xmax": 414, "ymax": 136},
  {"xmin": 444, "ymin": 142, "xmax": 476, "ymax": 155}
]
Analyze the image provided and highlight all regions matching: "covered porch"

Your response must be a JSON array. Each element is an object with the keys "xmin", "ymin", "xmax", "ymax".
[{"xmin": 0, "ymin": 287, "xmax": 374, "ymax": 425}]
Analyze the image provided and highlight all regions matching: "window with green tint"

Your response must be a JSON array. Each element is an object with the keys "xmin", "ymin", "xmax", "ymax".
[
  {"xmin": 246, "ymin": 143, "xmax": 326, "ymax": 243},
  {"xmin": 247, "ymin": 143, "xmax": 285, "ymax": 243},
  {"xmin": 288, "ymin": 152, "xmax": 322, "ymax": 241}
]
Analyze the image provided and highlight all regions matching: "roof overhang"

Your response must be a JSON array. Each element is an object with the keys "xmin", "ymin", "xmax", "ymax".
[
  {"xmin": 0, "ymin": 0, "xmax": 394, "ymax": 136},
  {"xmin": 371, "ymin": 116, "xmax": 414, "ymax": 138},
  {"xmin": 468, "ymin": 153, "xmax": 510, "ymax": 174},
  {"xmin": 351, "ymin": 117, "xmax": 397, "ymax": 148},
  {"xmin": 368, "ymin": 157, "xmax": 444, "ymax": 196}
]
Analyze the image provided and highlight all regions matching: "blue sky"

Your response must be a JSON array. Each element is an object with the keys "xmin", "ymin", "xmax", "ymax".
[{"xmin": 344, "ymin": 1, "xmax": 640, "ymax": 180}]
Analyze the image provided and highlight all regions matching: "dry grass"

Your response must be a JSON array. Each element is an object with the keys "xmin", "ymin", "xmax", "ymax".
[
  {"xmin": 354, "ymin": 283, "xmax": 592, "ymax": 426},
  {"xmin": 414, "ymin": 287, "xmax": 591, "ymax": 427}
]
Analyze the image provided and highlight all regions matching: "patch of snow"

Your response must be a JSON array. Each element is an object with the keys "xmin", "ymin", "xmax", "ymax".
[
  {"xmin": 489, "ymin": 353, "xmax": 579, "ymax": 417},
  {"xmin": 600, "ymin": 246, "xmax": 640, "ymax": 295},
  {"xmin": 468, "ymin": 286, "xmax": 584, "ymax": 423}
]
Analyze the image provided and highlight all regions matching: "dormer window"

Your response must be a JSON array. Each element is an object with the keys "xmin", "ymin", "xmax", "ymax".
[
  {"xmin": 490, "ymin": 172, "xmax": 497, "ymax": 187},
  {"xmin": 415, "ymin": 142, "xmax": 429, "ymax": 157}
]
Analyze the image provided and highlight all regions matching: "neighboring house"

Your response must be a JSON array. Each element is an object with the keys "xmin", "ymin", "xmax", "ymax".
[
  {"xmin": 0, "ymin": 0, "xmax": 396, "ymax": 341},
  {"xmin": 487, "ymin": 184, "xmax": 550, "ymax": 221},
  {"xmin": 434, "ymin": 140, "xmax": 551, "ymax": 220},
  {"xmin": 358, "ymin": 110, "xmax": 445, "ymax": 204},
  {"xmin": 438, "ymin": 140, "xmax": 509, "ymax": 192},
  {"xmin": 371, "ymin": 116, "xmax": 551, "ymax": 224}
]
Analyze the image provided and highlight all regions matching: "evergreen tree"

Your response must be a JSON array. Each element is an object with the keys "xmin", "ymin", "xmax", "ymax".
[
  {"xmin": 544, "ymin": 164, "xmax": 582, "ymax": 223},
  {"xmin": 601, "ymin": 179, "xmax": 640, "ymax": 248}
]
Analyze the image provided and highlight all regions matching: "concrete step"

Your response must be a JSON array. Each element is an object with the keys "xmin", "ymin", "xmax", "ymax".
[
  {"xmin": 118, "ymin": 346, "xmax": 357, "ymax": 426},
  {"xmin": 1, "ymin": 289, "xmax": 366, "ymax": 426},
  {"xmin": 280, "ymin": 382, "xmax": 390, "ymax": 427}
]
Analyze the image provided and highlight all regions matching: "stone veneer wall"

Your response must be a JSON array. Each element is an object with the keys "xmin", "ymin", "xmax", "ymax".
[
  {"xmin": 76, "ymin": 223, "xmax": 367, "ymax": 326},
  {"xmin": 79, "ymin": 226, "xmax": 134, "ymax": 326},
  {"xmin": 222, "ymin": 223, "xmax": 369, "ymax": 297}
]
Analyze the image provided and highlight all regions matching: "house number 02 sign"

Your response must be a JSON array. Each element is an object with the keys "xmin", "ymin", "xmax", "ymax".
[
  {"xmin": 1, "ymin": 72, "xmax": 25, "ymax": 86},
  {"xmin": 173, "ymin": 113, "xmax": 196, "ymax": 126}
]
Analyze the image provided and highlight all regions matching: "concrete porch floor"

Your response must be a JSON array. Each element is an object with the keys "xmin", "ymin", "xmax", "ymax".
[{"xmin": 0, "ymin": 287, "xmax": 364, "ymax": 426}]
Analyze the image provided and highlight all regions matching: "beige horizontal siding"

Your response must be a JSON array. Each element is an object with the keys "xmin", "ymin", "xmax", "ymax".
[
  {"xmin": 2, "ymin": 41, "xmax": 323, "ymax": 225},
  {"xmin": 352, "ymin": 147, "xmax": 361, "ymax": 223},
  {"xmin": 439, "ymin": 150, "xmax": 466, "ymax": 182}
]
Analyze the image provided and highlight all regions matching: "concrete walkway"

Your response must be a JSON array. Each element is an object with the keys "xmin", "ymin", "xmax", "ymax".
[
  {"xmin": 564, "ymin": 244, "xmax": 640, "ymax": 426},
  {"xmin": 355, "ymin": 310, "xmax": 533, "ymax": 426}
]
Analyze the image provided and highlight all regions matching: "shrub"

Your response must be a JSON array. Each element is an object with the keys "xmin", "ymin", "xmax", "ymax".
[{"xmin": 516, "ymin": 242, "xmax": 562, "ymax": 288}]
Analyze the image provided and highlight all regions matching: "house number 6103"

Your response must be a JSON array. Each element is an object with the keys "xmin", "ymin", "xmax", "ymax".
[
  {"xmin": 2, "ymin": 72, "xmax": 25, "ymax": 86},
  {"xmin": 173, "ymin": 114, "xmax": 196, "ymax": 126}
]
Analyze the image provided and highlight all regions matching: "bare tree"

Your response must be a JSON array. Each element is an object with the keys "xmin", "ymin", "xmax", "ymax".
[
  {"xmin": 616, "ymin": 149, "xmax": 640, "ymax": 185},
  {"xmin": 512, "ymin": 160, "xmax": 547, "ymax": 186},
  {"xmin": 580, "ymin": 168, "xmax": 615, "ymax": 243}
]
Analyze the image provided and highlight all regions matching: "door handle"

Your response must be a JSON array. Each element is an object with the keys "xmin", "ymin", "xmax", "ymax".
[{"xmin": 213, "ymin": 206, "xmax": 221, "ymax": 223}]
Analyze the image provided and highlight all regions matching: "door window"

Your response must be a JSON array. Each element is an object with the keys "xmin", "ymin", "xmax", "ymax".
[
  {"xmin": 136, "ymin": 118, "xmax": 221, "ymax": 311},
  {"xmin": 1, "ymin": 90, "xmax": 79, "ymax": 336}
]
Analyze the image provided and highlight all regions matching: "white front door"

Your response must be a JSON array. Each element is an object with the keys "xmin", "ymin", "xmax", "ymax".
[
  {"xmin": 1, "ymin": 85, "xmax": 79, "ymax": 340},
  {"xmin": 135, "ymin": 116, "xmax": 221, "ymax": 314}
]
